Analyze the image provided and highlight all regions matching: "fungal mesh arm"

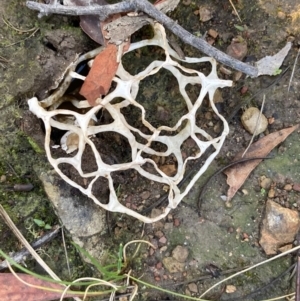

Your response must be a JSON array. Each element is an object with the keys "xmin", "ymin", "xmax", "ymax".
[{"xmin": 28, "ymin": 23, "xmax": 232, "ymax": 223}]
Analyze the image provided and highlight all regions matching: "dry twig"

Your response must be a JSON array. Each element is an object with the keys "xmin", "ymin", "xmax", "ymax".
[
  {"xmin": 0, "ymin": 226, "xmax": 60, "ymax": 270},
  {"xmin": 0, "ymin": 204, "xmax": 82, "ymax": 301},
  {"xmin": 228, "ymin": 0, "xmax": 242, "ymax": 22},
  {"xmin": 288, "ymin": 47, "xmax": 300, "ymax": 93},
  {"xmin": 26, "ymin": 0, "xmax": 291, "ymax": 77}
]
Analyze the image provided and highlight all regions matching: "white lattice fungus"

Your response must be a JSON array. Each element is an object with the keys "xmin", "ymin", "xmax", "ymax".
[{"xmin": 28, "ymin": 23, "xmax": 232, "ymax": 223}]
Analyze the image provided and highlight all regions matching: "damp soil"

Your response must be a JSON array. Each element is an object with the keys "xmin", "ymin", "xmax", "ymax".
[{"xmin": 1, "ymin": 0, "xmax": 300, "ymax": 300}]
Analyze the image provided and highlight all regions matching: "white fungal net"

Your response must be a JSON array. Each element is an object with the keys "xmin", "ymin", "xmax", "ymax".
[{"xmin": 28, "ymin": 23, "xmax": 232, "ymax": 223}]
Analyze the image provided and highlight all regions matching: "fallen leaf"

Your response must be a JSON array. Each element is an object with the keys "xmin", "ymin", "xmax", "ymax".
[
  {"xmin": 65, "ymin": 1, "xmax": 129, "ymax": 106},
  {"xmin": 79, "ymin": 43, "xmax": 119, "ymax": 105},
  {"xmin": 79, "ymin": 10, "xmax": 131, "ymax": 106},
  {"xmin": 257, "ymin": 42, "xmax": 292, "ymax": 76},
  {"xmin": 199, "ymin": 6, "xmax": 213, "ymax": 22},
  {"xmin": 65, "ymin": 0, "xmax": 107, "ymax": 45},
  {"xmin": 224, "ymin": 124, "xmax": 299, "ymax": 201},
  {"xmin": 0, "ymin": 273, "xmax": 79, "ymax": 301}
]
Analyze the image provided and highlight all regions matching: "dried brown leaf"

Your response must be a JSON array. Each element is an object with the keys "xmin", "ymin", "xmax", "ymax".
[
  {"xmin": 65, "ymin": 0, "xmax": 107, "ymax": 45},
  {"xmin": 79, "ymin": 43, "xmax": 119, "ymax": 106},
  {"xmin": 199, "ymin": 6, "xmax": 213, "ymax": 22},
  {"xmin": 224, "ymin": 125, "xmax": 299, "ymax": 201},
  {"xmin": 0, "ymin": 273, "xmax": 79, "ymax": 301}
]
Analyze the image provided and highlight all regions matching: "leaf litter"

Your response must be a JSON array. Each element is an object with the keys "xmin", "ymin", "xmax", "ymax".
[
  {"xmin": 79, "ymin": 7, "xmax": 130, "ymax": 106},
  {"xmin": 224, "ymin": 124, "xmax": 299, "ymax": 201}
]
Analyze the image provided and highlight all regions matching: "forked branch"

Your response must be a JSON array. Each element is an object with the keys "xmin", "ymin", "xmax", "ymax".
[{"xmin": 26, "ymin": 0, "xmax": 291, "ymax": 77}]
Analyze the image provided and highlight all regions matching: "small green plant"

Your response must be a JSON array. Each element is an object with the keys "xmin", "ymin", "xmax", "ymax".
[
  {"xmin": 273, "ymin": 68, "xmax": 282, "ymax": 76},
  {"xmin": 260, "ymin": 188, "xmax": 266, "ymax": 196},
  {"xmin": 33, "ymin": 218, "xmax": 52, "ymax": 230},
  {"xmin": 234, "ymin": 24, "xmax": 246, "ymax": 31},
  {"xmin": 1, "ymin": 241, "xmax": 299, "ymax": 301},
  {"xmin": 25, "ymin": 218, "xmax": 52, "ymax": 238},
  {"xmin": 0, "ymin": 240, "xmax": 210, "ymax": 301}
]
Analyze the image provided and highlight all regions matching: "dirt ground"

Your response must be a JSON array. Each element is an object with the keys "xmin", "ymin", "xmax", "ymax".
[{"xmin": 1, "ymin": 0, "xmax": 300, "ymax": 300}]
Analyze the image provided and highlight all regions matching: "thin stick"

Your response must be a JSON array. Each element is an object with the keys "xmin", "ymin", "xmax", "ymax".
[
  {"xmin": 242, "ymin": 94, "xmax": 266, "ymax": 157},
  {"xmin": 26, "ymin": 0, "xmax": 258, "ymax": 77},
  {"xmin": 4, "ymin": 28, "xmax": 39, "ymax": 48},
  {"xmin": 26, "ymin": 1, "xmax": 134, "ymax": 18},
  {"xmin": 0, "ymin": 226, "xmax": 60, "ymax": 270},
  {"xmin": 0, "ymin": 54, "xmax": 9, "ymax": 63},
  {"xmin": 295, "ymin": 230, "xmax": 300, "ymax": 301},
  {"xmin": 228, "ymin": 0, "xmax": 242, "ymax": 22},
  {"xmin": 296, "ymin": 255, "xmax": 300, "ymax": 301},
  {"xmin": 61, "ymin": 227, "xmax": 71, "ymax": 277},
  {"xmin": 0, "ymin": 204, "xmax": 82, "ymax": 301},
  {"xmin": 288, "ymin": 47, "xmax": 300, "ymax": 93},
  {"xmin": 2, "ymin": 15, "xmax": 37, "ymax": 33},
  {"xmin": 199, "ymin": 244, "xmax": 300, "ymax": 298},
  {"xmin": 0, "ymin": 205, "xmax": 59, "ymax": 280}
]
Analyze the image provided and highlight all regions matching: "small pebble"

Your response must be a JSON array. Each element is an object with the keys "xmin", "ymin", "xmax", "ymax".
[
  {"xmin": 205, "ymin": 112, "xmax": 213, "ymax": 120},
  {"xmin": 155, "ymin": 230, "xmax": 164, "ymax": 239},
  {"xmin": 159, "ymin": 236, "xmax": 167, "ymax": 244},
  {"xmin": 228, "ymin": 227, "xmax": 234, "ymax": 233},
  {"xmin": 225, "ymin": 201, "xmax": 232, "ymax": 208},
  {"xmin": 240, "ymin": 86, "xmax": 248, "ymax": 94},
  {"xmin": 208, "ymin": 28, "xmax": 218, "ymax": 39},
  {"xmin": 140, "ymin": 190, "xmax": 150, "ymax": 200},
  {"xmin": 0, "ymin": 175, "xmax": 6, "ymax": 182},
  {"xmin": 160, "ymin": 246, "xmax": 167, "ymax": 253},
  {"xmin": 268, "ymin": 188, "xmax": 276, "ymax": 198},
  {"xmin": 182, "ymin": 0, "xmax": 191, "ymax": 5},
  {"xmin": 293, "ymin": 183, "xmax": 300, "ymax": 192},
  {"xmin": 151, "ymin": 208, "xmax": 162, "ymax": 219},
  {"xmin": 164, "ymin": 222, "xmax": 173, "ymax": 230},
  {"xmin": 167, "ymin": 214, "xmax": 173, "ymax": 221},
  {"xmin": 174, "ymin": 218, "xmax": 180, "ymax": 227},
  {"xmin": 242, "ymin": 189, "xmax": 248, "ymax": 195},
  {"xmin": 268, "ymin": 117, "xmax": 275, "ymax": 124},
  {"xmin": 284, "ymin": 184, "xmax": 293, "ymax": 191},
  {"xmin": 277, "ymin": 11, "xmax": 286, "ymax": 19},
  {"xmin": 172, "ymin": 245, "xmax": 189, "ymax": 262},
  {"xmin": 220, "ymin": 195, "xmax": 227, "ymax": 201},
  {"xmin": 199, "ymin": 6, "xmax": 213, "ymax": 22},
  {"xmin": 241, "ymin": 107, "xmax": 268, "ymax": 135},
  {"xmin": 185, "ymin": 288, "xmax": 192, "ymax": 296},
  {"xmin": 260, "ymin": 177, "xmax": 272, "ymax": 190},
  {"xmin": 226, "ymin": 285, "xmax": 237, "ymax": 293},
  {"xmin": 188, "ymin": 282, "xmax": 198, "ymax": 293},
  {"xmin": 162, "ymin": 185, "xmax": 169, "ymax": 191}
]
